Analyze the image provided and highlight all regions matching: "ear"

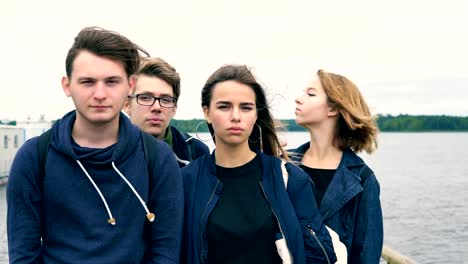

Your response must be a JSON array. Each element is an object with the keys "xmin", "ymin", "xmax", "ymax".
[
  {"xmin": 123, "ymin": 98, "xmax": 131, "ymax": 116},
  {"xmin": 128, "ymin": 75, "xmax": 136, "ymax": 96},
  {"xmin": 62, "ymin": 76, "xmax": 71, "ymax": 97},
  {"xmin": 203, "ymin": 106, "xmax": 211, "ymax": 124},
  {"xmin": 328, "ymin": 105, "xmax": 339, "ymax": 117}
]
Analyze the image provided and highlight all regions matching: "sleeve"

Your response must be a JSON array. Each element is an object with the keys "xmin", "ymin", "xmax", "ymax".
[
  {"xmin": 144, "ymin": 141, "xmax": 184, "ymax": 264},
  {"xmin": 286, "ymin": 164, "xmax": 337, "ymax": 264},
  {"xmin": 7, "ymin": 139, "xmax": 43, "ymax": 263},
  {"xmin": 349, "ymin": 170, "xmax": 384, "ymax": 264}
]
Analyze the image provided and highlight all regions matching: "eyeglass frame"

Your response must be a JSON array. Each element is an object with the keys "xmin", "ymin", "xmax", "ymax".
[{"xmin": 128, "ymin": 93, "xmax": 177, "ymax": 108}]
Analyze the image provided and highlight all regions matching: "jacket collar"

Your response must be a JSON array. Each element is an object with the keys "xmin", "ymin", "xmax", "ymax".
[
  {"xmin": 206, "ymin": 148, "xmax": 275, "ymax": 180},
  {"xmin": 290, "ymin": 142, "xmax": 365, "ymax": 220}
]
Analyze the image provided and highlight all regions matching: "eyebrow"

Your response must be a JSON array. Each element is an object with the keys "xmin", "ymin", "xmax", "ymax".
[
  {"xmin": 76, "ymin": 76, "xmax": 124, "ymax": 81},
  {"xmin": 138, "ymin": 91, "xmax": 174, "ymax": 97},
  {"xmin": 215, "ymin": 101, "xmax": 255, "ymax": 106}
]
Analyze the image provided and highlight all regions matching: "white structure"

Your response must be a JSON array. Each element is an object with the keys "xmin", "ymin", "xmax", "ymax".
[
  {"xmin": 16, "ymin": 114, "xmax": 52, "ymax": 141},
  {"xmin": 0, "ymin": 125, "xmax": 25, "ymax": 178}
]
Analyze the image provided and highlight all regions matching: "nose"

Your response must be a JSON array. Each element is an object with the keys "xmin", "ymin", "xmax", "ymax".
[
  {"xmin": 295, "ymin": 95, "xmax": 303, "ymax": 105},
  {"xmin": 150, "ymin": 98, "xmax": 162, "ymax": 112},
  {"xmin": 94, "ymin": 83, "xmax": 106, "ymax": 100},
  {"xmin": 231, "ymin": 107, "xmax": 241, "ymax": 122}
]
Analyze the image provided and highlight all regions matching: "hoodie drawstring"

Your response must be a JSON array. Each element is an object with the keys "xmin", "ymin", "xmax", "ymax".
[
  {"xmin": 76, "ymin": 160, "xmax": 116, "ymax": 225},
  {"xmin": 75, "ymin": 160, "xmax": 155, "ymax": 225},
  {"xmin": 111, "ymin": 162, "xmax": 155, "ymax": 223}
]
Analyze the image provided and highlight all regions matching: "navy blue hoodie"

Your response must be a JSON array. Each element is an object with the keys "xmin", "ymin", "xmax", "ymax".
[{"xmin": 7, "ymin": 111, "xmax": 184, "ymax": 264}]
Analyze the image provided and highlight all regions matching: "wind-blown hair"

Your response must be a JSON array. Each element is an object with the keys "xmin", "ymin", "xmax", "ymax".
[
  {"xmin": 201, "ymin": 65, "xmax": 287, "ymax": 158},
  {"xmin": 136, "ymin": 57, "xmax": 181, "ymax": 102},
  {"xmin": 65, "ymin": 26, "xmax": 149, "ymax": 79},
  {"xmin": 318, "ymin": 69, "xmax": 378, "ymax": 153}
]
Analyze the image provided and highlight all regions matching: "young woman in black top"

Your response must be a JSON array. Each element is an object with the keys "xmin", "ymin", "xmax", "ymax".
[{"xmin": 180, "ymin": 65, "xmax": 336, "ymax": 264}]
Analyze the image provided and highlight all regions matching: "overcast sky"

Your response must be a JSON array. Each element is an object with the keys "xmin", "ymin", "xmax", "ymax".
[{"xmin": 0, "ymin": 0, "xmax": 467, "ymax": 121}]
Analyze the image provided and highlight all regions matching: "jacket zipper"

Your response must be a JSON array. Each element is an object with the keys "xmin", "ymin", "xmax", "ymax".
[
  {"xmin": 200, "ymin": 180, "xmax": 220, "ymax": 264},
  {"xmin": 259, "ymin": 182, "xmax": 293, "ymax": 262},
  {"xmin": 305, "ymin": 225, "xmax": 331, "ymax": 264}
]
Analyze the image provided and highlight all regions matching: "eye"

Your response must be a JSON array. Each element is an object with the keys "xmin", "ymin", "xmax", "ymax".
[
  {"xmin": 80, "ymin": 79, "xmax": 94, "ymax": 85},
  {"xmin": 138, "ymin": 94, "xmax": 154, "ymax": 102},
  {"xmin": 241, "ymin": 106, "xmax": 254, "ymax": 111},
  {"xmin": 218, "ymin": 104, "xmax": 230, "ymax": 110},
  {"xmin": 160, "ymin": 97, "xmax": 175, "ymax": 104},
  {"xmin": 106, "ymin": 79, "xmax": 121, "ymax": 86}
]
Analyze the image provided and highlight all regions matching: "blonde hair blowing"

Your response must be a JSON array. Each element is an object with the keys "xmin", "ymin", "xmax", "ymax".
[{"xmin": 317, "ymin": 70, "xmax": 378, "ymax": 154}]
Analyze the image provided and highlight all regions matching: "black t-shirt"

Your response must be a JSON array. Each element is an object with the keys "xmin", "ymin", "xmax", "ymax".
[
  {"xmin": 300, "ymin": 165, "xmax": 336, "ymax": 206},
  {"xmin": 207, "ymin": 154, "xmax": 282, "ymax": 264}
]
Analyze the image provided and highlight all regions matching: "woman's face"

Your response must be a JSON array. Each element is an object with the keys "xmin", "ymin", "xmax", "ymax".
[
  {"xmin": 203, "ymin": 80, "xmax": 257, "ymax": 148},
  {"xmin": 294, "ymin": 74, "xmax": 335, "ymax": 126}
]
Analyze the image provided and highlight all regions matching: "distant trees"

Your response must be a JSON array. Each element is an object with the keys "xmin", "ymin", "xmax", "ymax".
[
  {"xmin": 376, "ymin": 114, "xmax": 468, "ymax": 131},
  {"xmin": 169, "ymin": 115, "xmax": 468, "ymax": 133},
  {"xmin": 0, "ymin": 120, "xmax": 16, "ymax": 126}
]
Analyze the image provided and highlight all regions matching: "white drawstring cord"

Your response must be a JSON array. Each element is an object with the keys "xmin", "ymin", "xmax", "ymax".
[
  {"xmin": 111, "ymin": 162, "xmax": 155, "ymax": 222},
  {"xmin": 76, "ymin": 160, "xmax": 116, "ymax": 225}
]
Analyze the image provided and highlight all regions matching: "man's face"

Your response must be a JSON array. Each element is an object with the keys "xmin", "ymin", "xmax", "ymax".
[
  {"xmin": 62, "ymin": 50, "xmax": 133, "ymax": 127},
  {"xmin": 125, "ymin": 75, "xmax": 177, "ymax": 138}
]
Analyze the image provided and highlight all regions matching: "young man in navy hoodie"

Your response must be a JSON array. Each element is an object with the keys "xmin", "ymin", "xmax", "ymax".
[
  {"xmin": 125, "ymin": 57, "xmax": 209, "ymax": 167},
  {"xmin": 7, "ymin": 27, "xmax": 184, "ymax": 264}
]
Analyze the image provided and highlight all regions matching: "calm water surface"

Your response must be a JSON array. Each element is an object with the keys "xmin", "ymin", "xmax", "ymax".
[{"xmin": 1, "ymin": 132, "xmax": 467, "ymax": 263}]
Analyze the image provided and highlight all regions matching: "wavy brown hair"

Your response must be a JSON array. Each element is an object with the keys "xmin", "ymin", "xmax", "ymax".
[
  {"xmin": 65, "ymin": 27, "xmax": 149, "ymax": 79},
  {"xmin": 317, "ymin": 69, "xmax": 378, "ymax": 153},
  {"xmin": 201, "ymin": 65, "xmax": 287, "ymax": 158}
]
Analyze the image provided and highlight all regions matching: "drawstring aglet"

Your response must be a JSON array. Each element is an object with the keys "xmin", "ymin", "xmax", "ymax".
[
  {"xmin": 108, "ymin": 218, "xmax": 116, "ymax": 225},
  {"xmin": 146, "ymin": 213, "xmax": 155, "ymax": 222}
]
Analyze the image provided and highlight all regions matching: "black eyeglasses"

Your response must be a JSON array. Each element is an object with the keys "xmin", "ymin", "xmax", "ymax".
[{"xmin": 128, "ymin": 94, "xmax": 177, "ymax": 108}]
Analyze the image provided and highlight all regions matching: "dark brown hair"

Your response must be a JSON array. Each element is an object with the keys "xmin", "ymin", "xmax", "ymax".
[
  {"xmin": 65, "ymin": 26, "xmax": 149, "ymax": 79},
  {"xmin": 201, "ymin": 65, "xmax": 286, "ymax": 157}
]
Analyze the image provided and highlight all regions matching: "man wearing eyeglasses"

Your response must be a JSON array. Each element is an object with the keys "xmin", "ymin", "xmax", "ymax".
[{"xmin": 125, "ymin": 57, "xmax": 209, "ymax": 167}]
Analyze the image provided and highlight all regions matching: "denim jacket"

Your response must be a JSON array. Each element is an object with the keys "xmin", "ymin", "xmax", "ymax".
[
  {"xmin": 290, "ymin": 143, "xmax": 383, "ymax": 264},
  {"xmin": 180, "ymin": 150, "xmax": 337, "ymax": 264}
]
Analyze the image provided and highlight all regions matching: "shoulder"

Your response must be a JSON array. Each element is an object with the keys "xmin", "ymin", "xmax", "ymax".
[
  {"xmin": 8, "ymin": 137, "xmax": 41, "ymax": 184},
  {"xmin": 342, "ymin": 149, "xmax": 379, "ymax": 188},
  {"xmin": 181, "ymin": 153, "xmax": 210, "ymax": 175},
  {"xmin": 14, "ymin": 136, "xmax": 40, "ymax": 161},
  {"xmin": 286, "ymin": 142, "xmax": 309, "ymax": 163},
  {"xmin": 189, "ymin": 137, "xmax": 209, "ymax": 152},
  {"xmin": 284, "ymin": 161, "xmax": 309, "ymax": 185}
]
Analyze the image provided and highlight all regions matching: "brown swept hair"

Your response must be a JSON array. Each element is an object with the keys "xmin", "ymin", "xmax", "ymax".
[
  {"xmin": 65, "ymin": 26, "xmax": 149, "ymax": 79},
  {"xmin": 317, "ymin": 69, "xmax": 378, "ymax": 153},
  {"xmin": 201, "ymin": 65, "xmax": 288, "ymax": 158},
  {"xmin": 136, "ymin": 57, "xmax": 181, "ymax": 101}
]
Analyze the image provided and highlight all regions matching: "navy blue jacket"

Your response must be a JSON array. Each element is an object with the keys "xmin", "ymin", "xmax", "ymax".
[
  {"xmin": 180, "ymin": 151, "xmax": 337, "ymax": 264},
  {"xmin": 290, "ymin": 143, "xmax": 383, "ymax": 264},
  {"xmin": 7, "ymin": 111, "xmax": 184, "ymax": 264},
  {"xmin": 170, "ymin": 126, "xmax": 209, "ymax": 167}
]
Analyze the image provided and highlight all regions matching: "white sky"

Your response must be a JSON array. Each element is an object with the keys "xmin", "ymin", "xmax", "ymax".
[{"xmin": 0, "ymin": 0, "xmax": 467, "ymax": 121}]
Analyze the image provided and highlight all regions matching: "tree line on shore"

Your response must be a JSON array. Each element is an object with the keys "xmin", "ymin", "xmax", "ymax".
[
  {"xmin": 2, "ymin": 114, "xmax": 468, "ymax": 132},
  {"xmin": 170, "ymin": 114, "xmax": 468, "ymax": 132}
]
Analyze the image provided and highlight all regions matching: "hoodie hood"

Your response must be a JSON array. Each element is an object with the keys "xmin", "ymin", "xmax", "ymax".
[{"xmin": 50, "ymin": 110, "xmax": 141, "ymax": 165}]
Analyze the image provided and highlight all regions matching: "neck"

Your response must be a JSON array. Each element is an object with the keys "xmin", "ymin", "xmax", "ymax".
[
  {"xmin": 303, "ymin": 122, "xmax": 342, "ymax": 169},
  {"xmin": 214, "ymin": 141, "xmax": 256, "ymax": 168},
  {"xmin": 72, "ymin": 114, "xmax": 120, "ymax": 148}
]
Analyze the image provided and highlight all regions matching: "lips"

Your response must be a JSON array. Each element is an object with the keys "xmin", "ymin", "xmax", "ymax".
[
  {"xmin": 227, "ymin": 126, "xmax": 244, "ymax": 135},
  {"xmin": 91, "ymin": 105, "xmax": 110, "ymax": 110},
  {"xmin": 147, "ymin": 117, "xmax": 163, "ymax": 125}
]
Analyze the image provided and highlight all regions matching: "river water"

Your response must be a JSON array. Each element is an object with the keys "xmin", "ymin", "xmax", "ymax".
[{"xmin": 1, "ymin": 132, "xmax": 467, "ymax": 263}]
